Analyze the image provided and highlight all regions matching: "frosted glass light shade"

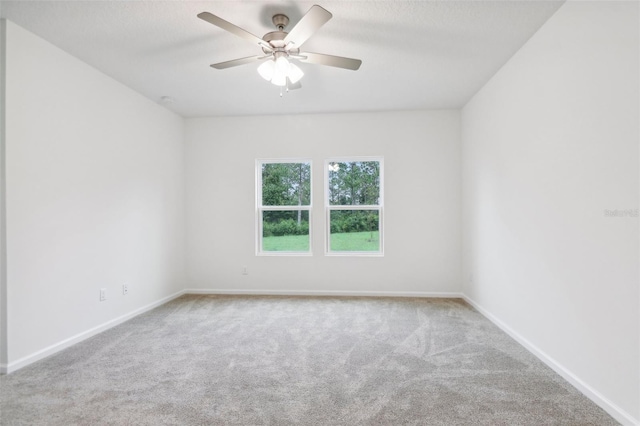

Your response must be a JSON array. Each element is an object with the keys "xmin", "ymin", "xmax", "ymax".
[
  {"xmin": 275, "ymin": 56, "xmax": 289, "ymax": 73},
  {"xmin": 271, "ymin": 56, "xmax": 289, "ymax": 86},
  {"xmin": 271, "ymin": 71, "xmax": 287, "ymax": 87},
  {"xmin": 288, "ymin": 63, "xmax": 304, "ymax": 84},
  {"xmin": 257, "ymin": 60, "xmax": 275, "ymax": 81}
]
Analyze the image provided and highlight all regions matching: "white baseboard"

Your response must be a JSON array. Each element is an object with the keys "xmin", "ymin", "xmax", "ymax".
[
  {"xmin": 462, "ymin": 294, "xmax": 639, "ymax": 426},
  {"xmin": 0, "ymin": 289, "xmax": 185, "ymax": 374},
  {"xmin": 184, "ymin": 288, "xmax": 464, "ymax": 298}
]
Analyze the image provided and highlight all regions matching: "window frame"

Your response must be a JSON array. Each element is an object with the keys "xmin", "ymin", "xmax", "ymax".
[
  {"xmin": 324, "ymin": 157, "xmax": 384, "ymax": 257},
  {"xmin": 256, "ymin": 158, "xmax": 313, "ymax": 256}
]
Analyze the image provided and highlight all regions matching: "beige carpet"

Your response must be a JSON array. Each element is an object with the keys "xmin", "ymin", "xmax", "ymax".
[{"xmin": 0, "ymin": 295, "xmax": 618, "ymax": 425}]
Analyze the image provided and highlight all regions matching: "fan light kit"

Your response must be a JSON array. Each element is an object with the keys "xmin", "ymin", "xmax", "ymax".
[
  {"xmin": 198, "ymin": 5, "xmax": 362, "ymax": 94},
  {"xmin": 257, "ymin": 52, "xmax": 304, "ymax": 86}
]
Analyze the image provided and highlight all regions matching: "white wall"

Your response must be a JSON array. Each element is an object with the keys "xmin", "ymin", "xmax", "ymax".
[
  {"xmin": 462, "ymin": 1, "xmax": 639, "ymax": 424},
  {"xmin": 0, "ymin": 19, "xmax": 8, "ymax": 368},
  {"xmin": 185, "ymin": 111, "xmax": 461, "ymax": 295},
  {"xmin": 3, "ymin": 21, "xmax": 186, "ymax": 369}
]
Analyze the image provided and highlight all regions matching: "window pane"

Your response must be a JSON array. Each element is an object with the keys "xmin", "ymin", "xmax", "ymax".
[
  {"xmin": 328, "ymin": 161, "xmax": 380, "ymax": 206},
  {"xmin": 262, "ymin": 210, "xmax": 310, "ymax": 252},
  {"xmin": 329, "ymin": 210, "xmax": 380, "ymax": 252},
  {"xmin": 262, "ymin": 162, "xmax": 311, "ymax": 206}
]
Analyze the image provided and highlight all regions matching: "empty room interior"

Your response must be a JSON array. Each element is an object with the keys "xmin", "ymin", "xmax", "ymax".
[{"xmin": 0, "ymin": 0, "xmax": 638, "ymax": 425}]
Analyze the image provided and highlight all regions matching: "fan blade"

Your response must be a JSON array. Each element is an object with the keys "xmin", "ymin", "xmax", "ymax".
[
  {"xmin": 211, "ymin": 55, "xmax": 267, "ymax": 70},
  {"xmin": 299, "ymin": 52, "xmax": 362, "ymax": 70},
  {"xmin": 287, "ymin": 78, "xmax": 302, "ymax": 90},
  {"xmin": 198, "ymin": 12, "xmax": 271, "ymax": 50},
  {"xmin": 283, "ymin": 5, "xmax": 332, "ymax": 48}
]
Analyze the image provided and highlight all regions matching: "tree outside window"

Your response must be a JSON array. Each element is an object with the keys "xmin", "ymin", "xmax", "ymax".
[
  {"xmin": 257, "ymin": 160, "xmax": 312, "ymax": 254},
  {"xmin": 326, "ymin": 158, "xmax": 383, "ymax": 255}
]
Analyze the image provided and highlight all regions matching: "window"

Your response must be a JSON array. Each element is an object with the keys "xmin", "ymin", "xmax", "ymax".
[
  {"xmin": 256, "ymin": 160, "xmax": 312, "ymax": 255},
  {"xmin": 325, "ymin": 158, "xmax": 383, "ymax": 255}
]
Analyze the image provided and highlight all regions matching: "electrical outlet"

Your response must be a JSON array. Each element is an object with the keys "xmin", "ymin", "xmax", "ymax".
[
  {"xmin": 122, "ymin": 284, "xmax": 129, "ymax": 295},
  {"xmin": 100, "ymin": 288, "xmax": 107, "ymax": 301},
  {"xmin": 242, "ymin": 266, "xmax": 248, "ymax": 275}
]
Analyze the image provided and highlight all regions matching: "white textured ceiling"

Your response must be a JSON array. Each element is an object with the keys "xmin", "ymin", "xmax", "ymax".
[{"xmin": 1, "ymin": 0, "xmax": 564, "ymax": 117}]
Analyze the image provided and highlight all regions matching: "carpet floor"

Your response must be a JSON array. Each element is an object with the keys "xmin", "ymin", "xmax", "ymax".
[{"xmin": 1, "ymin": 295, "xmax": 618, "ymax": 425}]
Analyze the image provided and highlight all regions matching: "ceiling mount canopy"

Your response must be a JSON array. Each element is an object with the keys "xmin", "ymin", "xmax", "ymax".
[
  {"xmin": 271, "ymin": 14, "xmax": 289, "ymax": 31},
  {"xmin": 197, "ymin": 5, "xmax": 362, "ymax": 92}
]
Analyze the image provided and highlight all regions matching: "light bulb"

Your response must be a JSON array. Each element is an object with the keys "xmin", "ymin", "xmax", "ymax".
[
  {"xmin": 257, "ymin": 60, "xmax": 274, "ymax": 81},
  {"xmin": 288, "ymin": 63, "xmax": 304, "ymax": 84}
]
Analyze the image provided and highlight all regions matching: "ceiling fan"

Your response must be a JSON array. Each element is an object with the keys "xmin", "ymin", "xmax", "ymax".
[{"xmin": 197, "ymin": 5, "xmax": 362, "ymax": 91}]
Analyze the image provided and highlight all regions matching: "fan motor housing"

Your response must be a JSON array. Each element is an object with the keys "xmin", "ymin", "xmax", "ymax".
[{"xmin": 262, "ymin": 31, "xmax": 287, "ymax": 53}]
